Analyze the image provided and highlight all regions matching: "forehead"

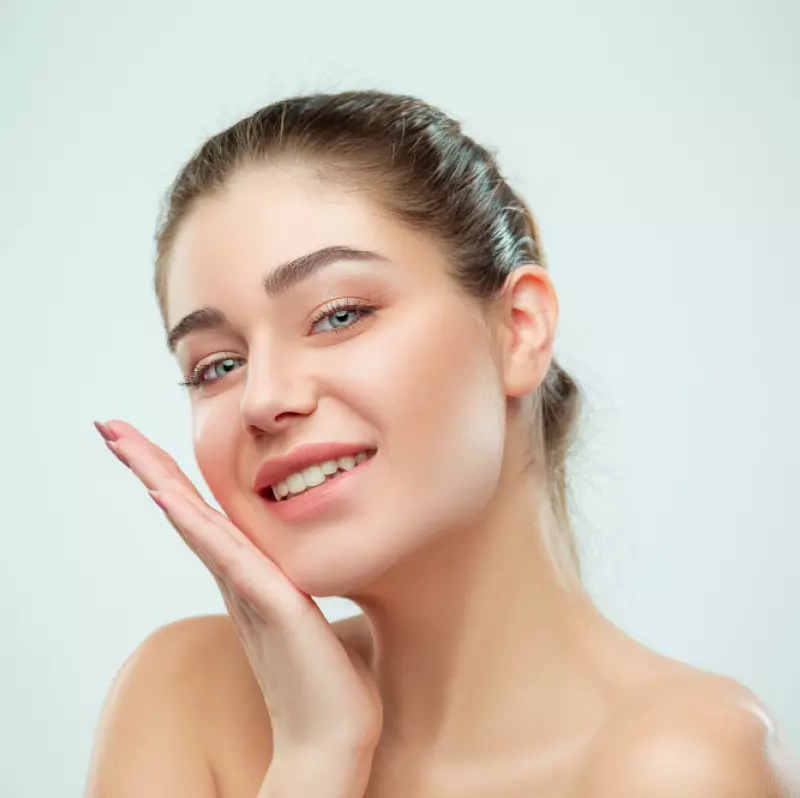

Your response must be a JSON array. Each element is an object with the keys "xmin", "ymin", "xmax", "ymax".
[{"xmin": 165, "ymin": 164, "xmax": 449, "ymax": 325}]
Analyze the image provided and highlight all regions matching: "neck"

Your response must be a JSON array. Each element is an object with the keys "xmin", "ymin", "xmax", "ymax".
[{"xmin": 343, "ymin": 470, "xmax": 616, "ymax": 784}]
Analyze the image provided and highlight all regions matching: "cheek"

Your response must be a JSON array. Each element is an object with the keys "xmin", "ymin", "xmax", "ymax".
[
  {"xmin": 363, "ymin": 305, "xmax": 507, "ymax": 520},
  {"xmin": 191, "ymin": 401, "xmax": 240, "ymax": 505}
]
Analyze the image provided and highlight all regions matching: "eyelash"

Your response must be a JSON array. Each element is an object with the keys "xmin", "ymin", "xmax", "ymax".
[{"xmin": 178, "ymin": 298, "xmax": 377, "ymax": 392}]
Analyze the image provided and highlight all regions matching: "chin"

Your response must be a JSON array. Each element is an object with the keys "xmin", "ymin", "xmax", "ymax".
[{"xmin": 279, "ymin": 541, "xmax": 401, "ymax": 599}]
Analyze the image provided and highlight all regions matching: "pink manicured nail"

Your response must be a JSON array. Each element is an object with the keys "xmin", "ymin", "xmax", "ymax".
[
  {"xmin": 94, "ymin": 420, "xmax": 118, "ymax": 442},
  {"xmin": 105, "ymin": 441, "xmax": 130, "ymax": 468},
  {"xmin": 149, "ymin": 490, "xmax": 168, "ymax": 512}
]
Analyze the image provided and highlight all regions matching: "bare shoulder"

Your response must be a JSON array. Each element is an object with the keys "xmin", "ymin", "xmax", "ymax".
[
  {"xmin": 94, "ymin": 613, "xmax": 233, "ymax": 723},
  {"xmin": 148, "ymin": 612, "xmax": 367, "ymax": 798},
  {"xmin": 569, "ymin": 672, "xmax": 800, "ymax": 797},
  {"xmin": 112, "ymin": 613, "xmax": 247, "ymax": 728},
  {"xmin": 84, "ymin": 614, "xmax": 231, "ymax": 797}
]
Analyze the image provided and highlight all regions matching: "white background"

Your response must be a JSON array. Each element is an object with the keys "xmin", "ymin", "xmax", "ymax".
[{"xmin": 2, "ymin": 1, "xmax": 798, "ymax": 794}]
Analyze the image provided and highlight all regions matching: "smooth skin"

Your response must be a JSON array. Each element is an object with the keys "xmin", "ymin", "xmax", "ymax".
[{"xmin": 85, "ymin": 164, "xmax": 799, "ymax": 797}]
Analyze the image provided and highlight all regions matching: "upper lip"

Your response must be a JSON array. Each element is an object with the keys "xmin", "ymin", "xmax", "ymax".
[{"xmin": 253, "ymin": 441, "xmax": 377, "ymax": 494}]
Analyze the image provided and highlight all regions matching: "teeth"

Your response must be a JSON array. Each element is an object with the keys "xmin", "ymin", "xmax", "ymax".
[{"xmin": 270, "ymin": 450, "xmax": 373, "ymax": 501}]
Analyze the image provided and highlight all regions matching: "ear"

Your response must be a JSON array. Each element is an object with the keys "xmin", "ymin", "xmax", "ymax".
[{"xmin": 493, "ymin": 265, "xmax": 559, "ymax": 398}]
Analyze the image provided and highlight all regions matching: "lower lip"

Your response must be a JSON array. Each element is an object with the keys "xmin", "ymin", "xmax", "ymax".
[{"xmin": 259, "ymin": 453, "xmax": 377, "ymax": 523}]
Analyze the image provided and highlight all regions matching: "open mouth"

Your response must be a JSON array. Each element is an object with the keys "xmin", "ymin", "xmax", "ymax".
[{"xmin": 259, "ymin": 448, "xmax": 378, "ymax": 503}]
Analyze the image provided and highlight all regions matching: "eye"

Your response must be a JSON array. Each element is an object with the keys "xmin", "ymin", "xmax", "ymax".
[
  {"xmin": 309, "ymin": 298, "xmax": 376, "ymax": 334},
  {"xmin": 178, "ymin": 356, "xmax": 243, "ymax": 391},
  {"xmin": 178, "ymin": 299, "xmax": 377, "ymax": 392}
]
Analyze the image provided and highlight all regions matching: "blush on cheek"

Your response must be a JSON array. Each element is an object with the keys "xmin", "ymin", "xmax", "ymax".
[{"xmin": 192, "ymin": 413, "xmax": 243, "ymax": 518}]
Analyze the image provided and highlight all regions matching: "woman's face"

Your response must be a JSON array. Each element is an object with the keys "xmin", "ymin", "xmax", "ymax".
[{"xmin": 165, "ymin": 164, "xmax": 510, "ymax": 596}]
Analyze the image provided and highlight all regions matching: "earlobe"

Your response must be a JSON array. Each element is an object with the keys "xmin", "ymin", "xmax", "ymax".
[{"xmin": 500, "ymin": 266, "xmax": 559, "ymax": 398}]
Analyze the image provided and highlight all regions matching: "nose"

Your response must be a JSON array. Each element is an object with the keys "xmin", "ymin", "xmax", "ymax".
[{"xmin": 239, "ymin": 346, "xmax": 317, "ymax": 435}]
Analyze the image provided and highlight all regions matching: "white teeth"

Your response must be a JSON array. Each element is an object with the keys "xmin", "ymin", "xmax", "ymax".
[{"xmin": 269, "ymin": 450, "xmax": 373, "ymax": 501}]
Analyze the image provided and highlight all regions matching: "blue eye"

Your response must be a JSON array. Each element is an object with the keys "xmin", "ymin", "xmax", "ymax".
[{"xmin": 178, "ymin": 299, "xmax": 377, "ymax": 391}]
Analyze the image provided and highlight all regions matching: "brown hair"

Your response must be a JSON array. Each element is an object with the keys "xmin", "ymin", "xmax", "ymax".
[{"xmin": 154, "ymin": 90, "xmax": 583, "ymax": 586}]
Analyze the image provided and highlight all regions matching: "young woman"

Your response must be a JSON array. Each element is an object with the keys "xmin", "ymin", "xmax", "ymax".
[{"xmin": 85, "ymin": 91, "xmax": 798, "ymax": 798}]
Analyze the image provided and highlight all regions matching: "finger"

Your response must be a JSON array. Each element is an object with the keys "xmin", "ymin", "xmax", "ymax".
[
  {"xmin": 150, "ymin": 490, "xmax": 220, "ymax": 571},
  {"xmin": 153, "ymin": 489, "xmax": 294, "ymax": 617},
  {"xmin": 152, "ymin": 489, "xmax": 247, "ymax": 584},
  {"xmin": 102, "ymin": 420, "xmax": 176, "ymax": 461},
  {"xmin": 100, "ymin": 419, "xmax": 214, "ymax": 508},
  {"xmin": 108, "ymin": 436, "xmax": 205, "ymax": 503},
  {"xmin": 109, "ymin": 438, "xmax": 252, "ymax": 548},
  {"xmin": 109, "ymin": 436, "xmax": 259, "ymax": 553},
  {"xmin": 101, "ymin": 420, "xmax": 190, "ymax": 474},
  {"xmin": 99, "ymin": 422, "xmax": 265, "ymax": 554},
  {"xmin": 213, "ymin": 573, "xmax": 258, "ymax": 634}
]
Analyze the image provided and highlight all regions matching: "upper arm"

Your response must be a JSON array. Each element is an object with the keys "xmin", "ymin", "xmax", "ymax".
[
  {"xmin": 574, "ymin": 676, "xmax": 800, "ymax": 798},
  {"xmin": 83, "ymin": 617, "xmax": 219, "ymax": 798}
]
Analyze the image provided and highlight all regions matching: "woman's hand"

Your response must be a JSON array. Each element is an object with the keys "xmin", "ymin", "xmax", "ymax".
[{"xmin": 94, "ymin": 419, "xmax": 383, "ymax": 761}]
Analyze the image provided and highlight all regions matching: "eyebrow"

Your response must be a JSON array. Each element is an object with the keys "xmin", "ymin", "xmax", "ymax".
[{"xmin": 166, "ymin": 245, "xmax": 388, "ymax": 354}]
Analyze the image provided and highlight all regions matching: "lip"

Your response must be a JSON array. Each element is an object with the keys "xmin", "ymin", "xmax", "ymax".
[
  {"xmin": 258, "ymin": 450, "xmax": 377, "ymax": 523},
  {"xmin": 253, "ymin": 441, "xmax": 377, "ymax": 495}
]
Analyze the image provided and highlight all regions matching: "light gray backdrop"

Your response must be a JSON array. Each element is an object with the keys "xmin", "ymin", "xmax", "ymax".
[{"xmin": 2, "ymin": 1, "xmax": 798, "ymax": 795}]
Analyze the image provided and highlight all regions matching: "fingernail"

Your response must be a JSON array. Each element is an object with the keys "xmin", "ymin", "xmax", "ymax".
[
  {"xmin": 106, "ymin": 441, "xmax": 130, "ymax": 468},
  {"xmin": 94, "ymin": 420, "xmax": 119, "ymax": 442},
  {"xmin": 149, "ymin": 490, "xmax": 168, "ymax": 512}
]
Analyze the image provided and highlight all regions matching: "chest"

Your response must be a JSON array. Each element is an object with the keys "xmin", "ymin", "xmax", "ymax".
[{"xmin": 209, "ymin": 710, "xmax": 592, "ymax": 798}]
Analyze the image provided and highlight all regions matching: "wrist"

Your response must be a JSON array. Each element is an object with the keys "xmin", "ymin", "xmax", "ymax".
[{"xmin": 259, "ymin": 747, "xmax": 374, "ymax": 798}]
